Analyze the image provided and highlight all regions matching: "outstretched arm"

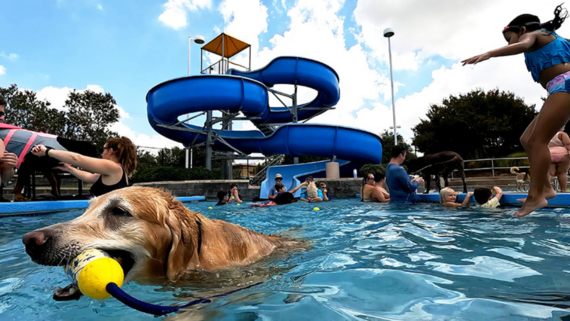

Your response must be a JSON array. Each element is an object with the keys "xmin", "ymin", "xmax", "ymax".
[
  {"xmin": 32, "ymin": 145, "xmax": 121, "ymax": 177},
  {"xmin": 54, "ymin": 163, "xmax": 100, "ymax": 184},
  {"xmin": 289, "ymin": 182, "xmax": 307, "ymax": 194},
  {"xmin": 462, "ymin": 33, "xmax": 537, "ymax": 65}
]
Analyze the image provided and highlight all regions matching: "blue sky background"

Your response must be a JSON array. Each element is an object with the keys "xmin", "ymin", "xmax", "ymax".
[{"xmin": 1, "ymin": 0, "xmax": 562, "ymax": 154}]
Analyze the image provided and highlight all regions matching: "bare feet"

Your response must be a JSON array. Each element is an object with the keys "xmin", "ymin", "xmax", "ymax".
[
  {"xmin": 517, "ymin": 186, "xmax": 557, "ymax": 204},
  {"xmin": 513, "ymin": 196, "xmax": 548, "ymax": 217}
]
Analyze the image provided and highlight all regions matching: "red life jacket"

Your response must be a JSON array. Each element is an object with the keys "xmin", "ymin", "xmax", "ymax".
[{"xmin": 0, "ymin": 123, "xmax": 66, "ymax": 169}]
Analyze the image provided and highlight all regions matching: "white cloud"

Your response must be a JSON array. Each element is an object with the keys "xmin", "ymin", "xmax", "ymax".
[
  {"xmin": 158, "ymin": 0, "xmax": 212, "ymax": 29},
  {"xmin": 35, "ymin": 85, "xmax": 125, "ymax": 115},
  {"xmin": 218, "ymin": 0, "xmax": 557, "ymax": 146},
  {"xmin": 110, "ymin": 121, "xmax": 182, "ymax": 152},
  {"xmin": 32, "ymin": 85, "xmax": 179, "ymax": 150},
  {"xmin": 223, "ymin": 0, "xmax": 390, "ymax": 135},
  {"xmin": 219, "ymin": 0, "xmax": 268, "ymax": 52},
  {"xmin": 0, "ymin": 66, "xmax": 5, "ymax": 75},
  {"xmin": 353, "ymin": 0, "xmax": 568, "ymax": 71},
  {"xmin": 0, "ymin": 52, "xmax": 18, "ymax": 61}
]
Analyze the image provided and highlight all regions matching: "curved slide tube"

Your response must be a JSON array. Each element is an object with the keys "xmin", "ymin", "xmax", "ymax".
[
  {"xmin": 260, "ymin": 160, "xmax": 351, "ymax": 199},
  {"xmin": 147, "ymin": 56, "xmax": 382, "ymax": 196}
]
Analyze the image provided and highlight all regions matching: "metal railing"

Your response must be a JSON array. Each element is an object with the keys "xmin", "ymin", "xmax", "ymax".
[
  {"xmin": 450, "ymin": 156, "xmax": 528, "ymax": 177},
  {"xmin": 249, "ymin": 154, "xmax": 285, "ymax": 186}
]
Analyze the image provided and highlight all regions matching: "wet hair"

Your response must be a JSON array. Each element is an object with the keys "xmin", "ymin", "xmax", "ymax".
[
  {"xmin": 305, "ymin": 176, "xmax": 314, "ymax": 182},
  {"xmin": 474, "ymin": 187, "xmax": 493, "ymax": 205},
  {"xmin": 275, "ymin": 182, "xmax": 285, "ymax": 191},
  {"xmin": 504, "ymin": 4, "xmax": 568, "ymax": 34},
  {"xmin": 439, "ymin": 187, "xmax": 453, "ymax": 204},
  {"xmin": 391, "ymin": 145, "xmax": 407, "ymax": 158},
  {"xmin": 0, "ymin": 95, "xmax": 6, "ymax": 107},
  {"xmin": 374, "ymin": 170, "xmax": 385, "ymax": 183},
  {"xmin": 229, "ymin": 183, "xmax": 238, "ymax": 190},
  {"xmin": 217, "ymin": 190, "xmax": 227, "ymax": 200},
  {"xmin": 105, "ymin": 136, "xmax": 137, "ymax": 177}
]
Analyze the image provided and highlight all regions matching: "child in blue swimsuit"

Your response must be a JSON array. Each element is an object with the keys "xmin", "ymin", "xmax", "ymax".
[{"xmin": 463, "ymin": 4, "xmax": 570, "ymax": 217}]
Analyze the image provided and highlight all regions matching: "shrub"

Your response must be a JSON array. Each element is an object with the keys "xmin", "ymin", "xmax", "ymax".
[
  {"xmin": 495, "ymin": 152, "xmax": 529, "ymax": 168},
  {"xmin": 131, "ymin": 166, "xmax": 215, "ymax": 184},
  {"xmin": 358, "ymin": 164, "xmax": 386, "ymax": 177}
]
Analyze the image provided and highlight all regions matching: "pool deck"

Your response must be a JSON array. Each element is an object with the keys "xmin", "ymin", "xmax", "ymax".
[{"xmin": 0, "ymin": 196, "xmax": 205, "ymax": 217}]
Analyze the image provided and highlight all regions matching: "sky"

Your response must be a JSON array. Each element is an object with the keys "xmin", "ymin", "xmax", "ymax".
[{"xmin": 1, "ymin": 0, "xmax": 568, "ymax": 161}]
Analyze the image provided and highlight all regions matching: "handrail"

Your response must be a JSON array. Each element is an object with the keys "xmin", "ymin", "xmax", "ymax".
[
  {"xmin": 450, "ymin": 156, "xmax": 529, "ymax": 177},
  {"xmin": 249, "ymin": 154, "xmax": 285, "ymax": 185}
]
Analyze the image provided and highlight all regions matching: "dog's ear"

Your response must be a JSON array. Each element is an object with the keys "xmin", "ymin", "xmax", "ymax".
[{"xmin": 163, "ymin": 204, "xmax": 200, "ymax": 281}]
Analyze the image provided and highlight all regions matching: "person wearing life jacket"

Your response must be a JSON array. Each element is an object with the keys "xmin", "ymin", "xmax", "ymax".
[{"xmin": 0, "ymin": 96, "xmax": 19, "ymax": 199}]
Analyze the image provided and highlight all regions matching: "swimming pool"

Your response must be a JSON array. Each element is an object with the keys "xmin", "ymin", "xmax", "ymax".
[{"xmin": 1, "ymin": 199, "xmax": 570, "ymax": 320}]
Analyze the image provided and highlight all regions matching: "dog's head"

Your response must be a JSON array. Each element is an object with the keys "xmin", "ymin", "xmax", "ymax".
[{"xmin": 22, "ymin": 186, "xmax": 202, "ymax": 299}]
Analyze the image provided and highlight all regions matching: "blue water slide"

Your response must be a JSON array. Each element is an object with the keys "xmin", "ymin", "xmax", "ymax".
[
  {"xmin": 260, "ymin": 160, "xmax": 350, "ymax": 199},
  {"xmin": 227, "ymin": 56, "xmax": 340, "ymax": 124},
  {"xmin": 147, "ymin": 56, "xmax": 382, "ymax": 196}
]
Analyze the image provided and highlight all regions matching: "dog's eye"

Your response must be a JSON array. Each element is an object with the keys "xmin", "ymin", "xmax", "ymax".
[{"xmin": 111, "ymin": 207, "xmax": 131, "ymax": 217}]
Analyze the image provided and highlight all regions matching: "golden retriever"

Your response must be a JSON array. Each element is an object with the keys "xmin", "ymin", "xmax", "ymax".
[{"xmin": 22, "ymin": 186, "xmax": 302, "ymax": 300}]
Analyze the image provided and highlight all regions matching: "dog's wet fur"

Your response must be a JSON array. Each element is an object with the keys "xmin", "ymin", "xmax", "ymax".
[{"xmin": 22, "ymin": 186, "xmax": 307, "ymax": 300}]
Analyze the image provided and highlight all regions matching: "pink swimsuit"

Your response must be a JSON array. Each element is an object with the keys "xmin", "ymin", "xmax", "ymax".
[{"xmin": 549, "ymin": 131, "xmax": 569, "ymax": 163}]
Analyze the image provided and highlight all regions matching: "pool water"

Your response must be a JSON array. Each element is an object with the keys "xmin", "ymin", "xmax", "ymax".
[{"xmin": 2, "ymin": 199, "xmax": 570, "ymax": 320}]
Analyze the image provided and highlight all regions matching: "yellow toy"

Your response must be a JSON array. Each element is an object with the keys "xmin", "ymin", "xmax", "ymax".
[
  {"xmin": 208, "ymin": 206, "xmax": 213, "ymax": 209},
  {"xmin": 313, "ymin": 207, "xmax": 320, "ymax": 211},
  {"xmin": 64, "ymin": 249, "xmax": 124, "ymax": 300}
]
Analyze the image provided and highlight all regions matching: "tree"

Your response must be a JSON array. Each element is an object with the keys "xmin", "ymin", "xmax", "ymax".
[
  {"xmin": 0, "ymin": 84, "xmax": 121, "ymax": 151},
  {"xmin": 379, "ymin": 130, "xmax": 415, "ymax": 164},
  {"xmin": 136, "ymin": 149, "xmax": 158, "ymax": 171},
  {"xmin": 412, "ymin": 89, "xmax": 537, "ymax": 159},
  {"xmin": 0, "ymin": 84, "xmax": 67, "ymax": 135},
  {"xmin": 63, "ymin": 90, "xmax": 120, "ymax": 149}
]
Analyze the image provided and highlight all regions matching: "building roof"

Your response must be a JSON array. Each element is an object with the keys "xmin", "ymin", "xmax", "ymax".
[{"xmin": 201, "ymin": 33, "xmax": 251, "ymax": 59}]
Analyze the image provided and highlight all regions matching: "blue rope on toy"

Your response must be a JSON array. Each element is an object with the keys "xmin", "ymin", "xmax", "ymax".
[{"xmin": 106, "ymin": 281, "xmax": 263, "ymax": 316}]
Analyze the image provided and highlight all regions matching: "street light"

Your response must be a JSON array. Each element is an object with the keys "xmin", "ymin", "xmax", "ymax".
[
  {"xmin": 384, "ymin": 28, "xmax": 398, "ymax": 145},
  {"xmin": 186, "ymin": 35, "xmax": 205, "ymax": 169},
  {"xmin": 188, "ymin": 35, "xmax": 205, "ymax": 76}
]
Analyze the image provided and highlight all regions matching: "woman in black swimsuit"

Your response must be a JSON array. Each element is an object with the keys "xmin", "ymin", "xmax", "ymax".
[{"xmin": 31, "ymin": 137, "xmax": 137, "ymax": 197}]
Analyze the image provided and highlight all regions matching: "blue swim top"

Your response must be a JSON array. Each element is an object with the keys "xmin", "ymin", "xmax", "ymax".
[{"xmin": 524, "ymin": 31, "xmax": 570, "ymax": 83}]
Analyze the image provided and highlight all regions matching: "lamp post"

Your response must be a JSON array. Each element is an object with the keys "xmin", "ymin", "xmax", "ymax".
[
  {"xmin": 185, "ymin": 35, "xmax": 205, "ymax": 169},
  {"xmin": 389, "ymin": 125, "xmax": 401, "ymax": 139},
  {"xmin": 383, "ymin": 28, "xmax": 398, "ymax": 145}
]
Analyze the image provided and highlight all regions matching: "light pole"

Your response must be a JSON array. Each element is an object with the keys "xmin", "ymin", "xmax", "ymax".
[
  {"xmin": 185, "ymin": 35, "xmax": 205, "ymax": 169},
  {"xmin": 384, "ymin": 28, "xmax": 398, "ymax": 145},
  {"xmin": 390, "ymin": 125, "xmax": 401, "ymax": 143}
]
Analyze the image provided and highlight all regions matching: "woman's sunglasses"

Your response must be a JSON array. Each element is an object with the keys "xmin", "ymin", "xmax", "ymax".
[{"xmin": 0, "ymin": 111, "xmax": 5, "ymax": 117}]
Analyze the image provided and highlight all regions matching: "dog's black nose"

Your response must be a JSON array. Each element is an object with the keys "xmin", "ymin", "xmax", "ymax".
[{"xmin": 22, "ymin": 229, "xmax": 53, "ymax": 259}]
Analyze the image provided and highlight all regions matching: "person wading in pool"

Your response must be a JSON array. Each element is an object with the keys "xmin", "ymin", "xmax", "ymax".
[
  {"xmin": 0, "ymin": 97, "xmax": 21, "ymax": 201},
  {"xmin": 463, "ymin": 4, "xmax": 570, "ymax": 216},
  {"xmin": 386, "ymin": 145, "xmax": 424, "ymax": 203},
  {"xmin": 268, "ymin": 173, "xmax": 286, "ymax": 199}
]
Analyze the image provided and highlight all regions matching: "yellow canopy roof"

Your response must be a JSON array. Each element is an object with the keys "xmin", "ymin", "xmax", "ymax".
[{"xmin": 201, "ymin": 33, "xmax": 250, "ymax": 59}]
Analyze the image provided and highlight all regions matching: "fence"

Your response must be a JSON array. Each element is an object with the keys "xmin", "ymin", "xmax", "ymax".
[{"xmin": 451, "ymin": 156, "xmax": 529, "ymax": 177}]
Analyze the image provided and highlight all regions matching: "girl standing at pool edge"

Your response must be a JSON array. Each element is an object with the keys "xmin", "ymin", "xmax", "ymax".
[{"xmin": 462, "ymin": 4, "xmax": 570, "ymax": 217}]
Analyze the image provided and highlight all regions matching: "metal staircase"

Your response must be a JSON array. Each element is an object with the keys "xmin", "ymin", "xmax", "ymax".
[{"xmin": 249, "ymin": 154, "xmax": 285, "ymax": 186}]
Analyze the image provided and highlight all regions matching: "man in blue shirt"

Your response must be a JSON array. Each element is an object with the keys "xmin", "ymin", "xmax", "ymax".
[{"xmin": 386, "ymin": 145, "xmax": 424, "ymax": 203}]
